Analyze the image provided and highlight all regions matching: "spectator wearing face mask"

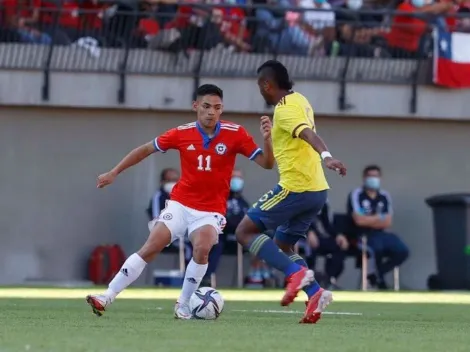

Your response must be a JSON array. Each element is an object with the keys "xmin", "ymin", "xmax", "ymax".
[
  {"xmin": 199, "ymin": 169, "xmax": 258, "ymax": 286},
  {"xmin": 347, "ymin": 165, "xmax": 409, "ymax": 289},
  {"xmin": 147, "ymin": 168, "xmax": 180, "ymax": 221},
  {"xmin": 386, "ymin": 0, "xmax": 453, "ymax": 58}
]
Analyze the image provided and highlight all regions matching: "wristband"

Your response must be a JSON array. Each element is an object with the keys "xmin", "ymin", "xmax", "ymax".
[{"xmin": 321, "ymin": 151, "xmax": 332, "ymax": 160}]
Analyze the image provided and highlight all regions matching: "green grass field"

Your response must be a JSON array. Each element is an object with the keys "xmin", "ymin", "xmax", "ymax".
[{"xmin": 1, "ymin": 288, "xmax": 470, "ymax": 352}]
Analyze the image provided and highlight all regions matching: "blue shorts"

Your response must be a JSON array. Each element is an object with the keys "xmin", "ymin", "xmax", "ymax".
[{"xmin": 247, "ymin": 184, "xmax": 327, "ymax": 245}]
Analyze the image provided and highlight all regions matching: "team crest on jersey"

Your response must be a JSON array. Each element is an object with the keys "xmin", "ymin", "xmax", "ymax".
[
  {"xmin": 162, "ymin": 213, "xmax": 173, "ymax": 220},
  {"xmin": 215, "ymin": 143, "xmax": 227, "ymax": 155}
]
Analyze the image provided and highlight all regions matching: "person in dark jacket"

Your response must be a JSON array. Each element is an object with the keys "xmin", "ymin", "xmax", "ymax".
[
  {"xmin": 304, "ymin": 200, "xmax": 349, "ymax": 289},
  {"xmin": 147, "ymin": 168, "xmax": 180, "ymax": 221}
]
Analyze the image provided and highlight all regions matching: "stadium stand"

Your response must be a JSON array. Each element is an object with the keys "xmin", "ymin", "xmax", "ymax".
[{"xmin": 1, "ymin": 0, "xmax": 469, "ymax": 86}]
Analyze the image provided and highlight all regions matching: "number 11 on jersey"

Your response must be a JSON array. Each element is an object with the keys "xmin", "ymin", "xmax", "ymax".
[{"xmin": 197, "ymin": 155, "xmax": 212, "ymax": 171}]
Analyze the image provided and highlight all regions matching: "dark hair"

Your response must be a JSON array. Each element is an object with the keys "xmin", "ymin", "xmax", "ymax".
[
  {"xmin": 160, "ymin": 168, "xmax": 177, "ymax": 182},
  {"xmin": 257, "ymin": 60, "xmax": 293, "ymax": 91},
  {"xmin": 196, "ymin": 84, "xmax": 223, "ymax": 99},
  {"xmin": 363, "ymin": 165, "xmax": 381, "ymax": 176}
]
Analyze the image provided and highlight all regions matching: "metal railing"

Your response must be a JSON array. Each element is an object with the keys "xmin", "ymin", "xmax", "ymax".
[{"xmin": 0, "ymin": 1, "xmax": 468, "ymax": 110}]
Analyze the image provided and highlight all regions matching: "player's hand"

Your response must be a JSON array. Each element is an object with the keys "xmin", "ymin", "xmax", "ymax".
[
  {"xmin": 324, "ymin": 157, "xmax": 347, "ymax": 176},
  {"xmin": 260, "ymin": 115, "xmax": 272, "ymax": 140},
  {"xmin": 97, "ymin": 170, "xmax": 117, "ymax": 188},
  {"xmin": 336, "ymin": 234, "xmax": 349, "ymax": 251}
]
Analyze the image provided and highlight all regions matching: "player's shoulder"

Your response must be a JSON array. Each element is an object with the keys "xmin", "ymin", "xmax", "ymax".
[
  {"xmin": 275, "ymin": 92, "xmax": 310, "ymax": 116},
  {"xmin": 284, "ymin": 92, "xmax": 309, "ymax": 107},
  {"xmin": 176, "ymin": 121, "xmax": 197, "ymax": 131},
  {"xmin": 220, "ymin": 120, "xmax": 246, "ymax": 133}
]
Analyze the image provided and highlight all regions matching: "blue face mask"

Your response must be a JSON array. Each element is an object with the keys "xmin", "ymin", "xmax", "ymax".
[
  {"xmin": 411, "ymin": 0, "xmax": 425, "ymax": 7},
  {"xmin": 230, "ymin": 177, "xmax": 244, "ymax": 192},
  {"xmin": 365, "ymin": 177, "xmax": 381, "ymax": 190}
]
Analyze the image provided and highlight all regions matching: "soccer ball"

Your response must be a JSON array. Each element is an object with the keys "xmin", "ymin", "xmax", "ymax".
[{"xmin": 189, "ymin": 287, "xmax": 224, "ymax": 320}]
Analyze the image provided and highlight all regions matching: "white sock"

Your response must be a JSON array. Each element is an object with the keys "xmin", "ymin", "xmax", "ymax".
[
  {"xmin": 178, "ymin": 258, "xmax": 208, "ymax": 304},
  {"xmin": 107, "ymin": 253, "xmax": 147, "ymax": 300}
]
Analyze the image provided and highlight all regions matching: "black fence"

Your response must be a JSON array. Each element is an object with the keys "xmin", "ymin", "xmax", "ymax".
[{"xmin": 1, "ymin": 1, "xmax": 468, "ymax": 110}]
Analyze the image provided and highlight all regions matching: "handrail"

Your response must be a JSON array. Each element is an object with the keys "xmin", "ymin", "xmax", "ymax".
[{"xmin": 1, "ymin": 4, "xmax": 468, "ymax": 107}]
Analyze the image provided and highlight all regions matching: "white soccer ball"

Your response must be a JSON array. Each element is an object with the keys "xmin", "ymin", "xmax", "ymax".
[{"xmin": 189, "ymin": 287, "xmax": 224, "ymax": 320}]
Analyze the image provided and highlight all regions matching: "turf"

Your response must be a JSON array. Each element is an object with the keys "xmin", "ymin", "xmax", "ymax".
[{"xmin": 0, "ymin": 289, "xmax": 469, "ymax": 352}]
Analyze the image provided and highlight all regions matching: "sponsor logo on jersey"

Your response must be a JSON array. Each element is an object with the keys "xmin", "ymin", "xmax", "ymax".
[
  {"xmin": 215, "ymin": 143, "xmax": 227, "ymax": 155},
  {"xmin": 187, "ymin": 144, "xmax": 195, "ymax": 151}
]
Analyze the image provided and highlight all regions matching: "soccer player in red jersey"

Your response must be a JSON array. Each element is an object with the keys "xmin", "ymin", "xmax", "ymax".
[{"xmin": 86, "ymin": 84, "xmax": 274, "ymax": 319}]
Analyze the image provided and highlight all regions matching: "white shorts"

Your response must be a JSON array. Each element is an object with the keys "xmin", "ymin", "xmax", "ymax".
[{"xmin": 147, "ymin": 200, "xmax": 226, "ymax": 244}]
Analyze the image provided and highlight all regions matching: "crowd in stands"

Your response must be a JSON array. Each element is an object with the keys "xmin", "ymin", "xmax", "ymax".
[{"xmin": 1, "ymin": 0, "xmax": 470, "ymax": 59}]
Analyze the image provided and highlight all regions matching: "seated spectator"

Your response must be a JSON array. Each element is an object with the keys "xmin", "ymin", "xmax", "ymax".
[
  {"xmin": 456, "ymin": 7, "xmax": 470, "ymax": 32},
  {"xmin": 212, "ymin": 4, "xmax": 251, "ymax": 52},
  {"xmin": 295, "ymin": 0, "xmax": 336, "ymax": 55},
  {"xmin": 158, "ymin": 0, "xmax": 225, "ymax": 51},
  {"xmin": 386, "ymin": 0, "xmax": 453, "ymax": 58},
  {"xmin": 147, "ymin": 167, "xmax": 180, "ymax": 221},
  {"xmin": 254, "ymin": 0, "xmax": 336, "ymax": 55},
  {"xmin": 334, "ymin": 0, "xmax": 389, "ymax": 57},
  {"xmin": 347, "ymin": 165, "xmax": 409, "ymax": 290},
  {"xmin": 2, "ymin": 0, "xmax": 51, "ymax": 44},
  {"xmin": 302, "ymin": 200, "xmax": 349, "ymax": 290}
]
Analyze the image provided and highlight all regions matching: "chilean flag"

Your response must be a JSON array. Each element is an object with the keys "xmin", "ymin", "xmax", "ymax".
[{"xmin": 433, "ymin": 28, "xmax": 470, "ymax": 88}]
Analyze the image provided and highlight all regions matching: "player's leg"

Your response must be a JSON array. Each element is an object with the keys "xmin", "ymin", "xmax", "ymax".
[
  {"xmin": 86, "ymin": 201, "xmax": 186, "ymax": 317},
  {"xmin": 273, "ymin": 190, "xmax": 333, "ymax": 324},
  {"xmin": 175, "ymin": 213, "xmax": 224, "ymax": 319},
  {"xmin": 235, "ymin": 186, "xmax": 314, "ymax": 306}
]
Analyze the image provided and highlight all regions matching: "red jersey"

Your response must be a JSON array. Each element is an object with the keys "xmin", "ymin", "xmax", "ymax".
[{"xmin": 154, "ymin": 120, "xmax": 261, "ymax": 214}]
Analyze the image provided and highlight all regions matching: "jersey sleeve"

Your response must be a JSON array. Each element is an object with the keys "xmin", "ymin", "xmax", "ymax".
[
  {"xmin": 275, "ymin": 103, "xmax": 312, "ymax": 138},
  {"xmin": 348, "ymin": 188, "xmax": 363, "ymax": 215},
  {"xmin": 381, "ymin": 191, "xmax": 393, "ymax": 215},
  {"xmin": 237, "ymin": 126, "xmax": 262, "ymax": 160},
  {"xmin": 153, "ymin": 128, "xmax": 179, "ymax": 153}
]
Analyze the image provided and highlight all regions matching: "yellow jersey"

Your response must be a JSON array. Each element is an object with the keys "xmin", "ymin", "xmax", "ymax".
[{"xmin": 272, "ymin": 91, "xmax": 329, "ymax": 192}]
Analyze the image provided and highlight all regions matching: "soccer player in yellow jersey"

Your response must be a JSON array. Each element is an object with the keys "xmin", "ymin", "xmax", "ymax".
[{"xmin": 236, "ymin": 60, "xmax": 347, "ymax": 324}]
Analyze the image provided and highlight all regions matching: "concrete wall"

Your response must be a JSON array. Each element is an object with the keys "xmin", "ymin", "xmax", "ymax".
[
  {"xmin": 1, "ymin": 71, "xmax": 470, "ymax": 120},
  {"xmin": 1, "ymin": 106, "xmax": 469, "ymax": 289}
]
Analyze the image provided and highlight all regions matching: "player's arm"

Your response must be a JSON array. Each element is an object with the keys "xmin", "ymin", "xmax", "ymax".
[
  {"xmin": 97, "ymin": 129, "xmax": 178, "ymax": 188},
  {"xmin": 111, "ymin": 142, "xmax": 156, "ymax": 176},
  {"xmin": 298, "ymin": 128, "xmax": 346, "ymax": 176},
  {"xmin": 253, "ymin": 116, "xmax": 275, "ymax": 169},
  {"xmin": 238, "ymin": 122, "xmax": 274, "ymax": 169},
  {"xmin": 277, "ymin": 104, "xmax": 346, "ymax": 175}
]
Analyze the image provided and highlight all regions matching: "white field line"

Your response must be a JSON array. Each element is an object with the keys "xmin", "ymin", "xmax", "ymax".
[
  {"xmin": 233, "ymin": 309, "xmax": 363, "ymax": 316},
  {"xmin": 1, "ymin": 289, "xmax": 470, "ymax": 304}
]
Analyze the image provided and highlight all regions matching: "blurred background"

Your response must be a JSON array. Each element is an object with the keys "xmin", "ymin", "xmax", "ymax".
[{"xmin": 1, "ymin": 0, "xmax": 470, "ymax": 292}]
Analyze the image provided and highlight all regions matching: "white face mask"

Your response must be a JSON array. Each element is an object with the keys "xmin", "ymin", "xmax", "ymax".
[
  {"xmin": 411, "ymin": 0, "xmax": 425, "ymax": 7},
  {"xmin": 347, "ymin": 0, "xmax": 363, "ymax": 10},
  {"xmin": 163, "ymin": 182, "xmax": 176, "ymax": 194}
]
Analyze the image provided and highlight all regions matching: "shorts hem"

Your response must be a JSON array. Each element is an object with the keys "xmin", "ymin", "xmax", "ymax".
[{"xmin": 246, "ymin": 212, "xmax": 267, "ymax": 233}]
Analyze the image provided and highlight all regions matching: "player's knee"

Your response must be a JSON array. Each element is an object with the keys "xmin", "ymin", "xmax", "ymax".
[
  {"xmin": 138, "ymin": 223, "xmax": 171, "ymax": 262},
  {"xmin": 273, "ymin": 238, "xmax": 294, "ymax": 254},
  {"xmin": 192, "ymin": 243, "xmax": 212, "ymax": 264},
  {"xmin": 235, "ymin": 222, "xmax": 249, "ymax": 246}
]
